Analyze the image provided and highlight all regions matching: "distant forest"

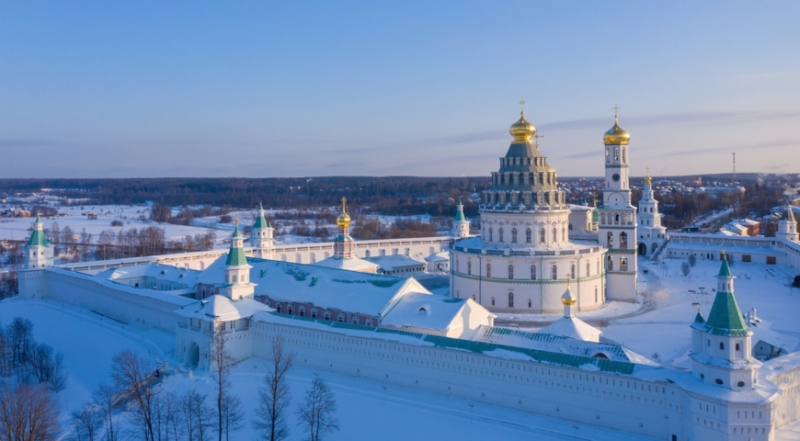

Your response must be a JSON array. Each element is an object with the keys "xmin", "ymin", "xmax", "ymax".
[{"xmin": 0, "ymin": 177, "xmax": 491, "ymax": 217}]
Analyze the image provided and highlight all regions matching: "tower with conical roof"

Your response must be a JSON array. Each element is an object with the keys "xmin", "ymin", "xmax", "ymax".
[
  {"xmin": 221, "ymin": 220, "xmax": 255, "ymax": 301},
  {"xmin": 250, "ymin": 203, "xmax": 274, "ymax": 258},
  {"xmin": 333, "ymin": 197, "xmax": 355, "ymax": 259},
  {"xmin": 690, "ymin": 256, "xmax": 760, "ymax": 390},
  {"xmin": 452, "ymin": 201, "xmax": 470, "ymax": 238},
  {"xmin": 24, "ymin": 215, "xmax": 54, "ymax": 269},
  {"xmin": 776, "ymin": 203, "xmax": 798, "ymax": 242},
  {"xmin": 636, "ymin": 169, "xmax": 667, "ymax": 256},
  {"xmin": 598, "ymin": 109, "xmax": 638, "ymax": 301}
]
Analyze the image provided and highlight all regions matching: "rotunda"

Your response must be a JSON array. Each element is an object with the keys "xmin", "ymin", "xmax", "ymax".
[{"xmin": 449, "ymin": 110, "xmax": 607, "ymax": 313}]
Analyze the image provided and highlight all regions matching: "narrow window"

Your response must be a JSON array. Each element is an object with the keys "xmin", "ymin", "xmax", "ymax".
[
  {"xmin": 539, "ymin": 228, "xmax": 546, "ymax": 244},
  {"xmin": 467, "ymin": 261, "xmax": 472, "ymax": 276},
  {"xmin": 530, "ymin": 265, "xmax": 537, "ymax": 280},
  {"xmin": 511, "ymin": 228, "xmax": 517, "ymax": 243},
  {"xmin": 508, "ymin": 265, "xmax": 514, "ymax": 280},
  {"xmin": 526, "ymin": 228, "xmax": 532, "ymax": 243},
  {"xmin": 486, "ymin": 264, "xmax": 491, "ymax": 278},
  {"xmin": 499, "ymin": 228, "xmax": 504, "ymax": 243},
  {"xmin": 551, "ymin": 265, "xmax": 557, "ymax": 280},
  {"xmin": 508, "ymin": 292, "xmax": 514, "ymax": 308}
]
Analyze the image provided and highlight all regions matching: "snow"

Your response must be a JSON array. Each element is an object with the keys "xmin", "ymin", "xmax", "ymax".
[{"xmin": 0, "ymin": 297, "xmax": 658, "ymax": 441}]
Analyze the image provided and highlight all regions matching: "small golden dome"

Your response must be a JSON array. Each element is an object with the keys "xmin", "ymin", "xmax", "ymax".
[
  {"xmin": 644, "ymin": 175, "xmax": 652, "ymax": 185},
  {"xmin": 337, "ymin": 197, "xmax": 351, "ymax": 229},
  {"xmin": 603, "ymin": 116, "xmax": 630, "ymax": 145},
  {"xmin": 561, "ymin": 288, "xmax": 576, "ymax": 306},
  {"xmin": 509, "ymin": 112, "xmax": 537, "ymax": 142}
]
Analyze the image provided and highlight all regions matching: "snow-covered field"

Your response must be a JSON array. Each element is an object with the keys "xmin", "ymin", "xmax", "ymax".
[
  {"xmin": 0, "ymin": 203, "xmax": 221, "ymax": 245},
  {"xmin": 0, "ymin": 299, "xmax": 656, "ymax": 441}
]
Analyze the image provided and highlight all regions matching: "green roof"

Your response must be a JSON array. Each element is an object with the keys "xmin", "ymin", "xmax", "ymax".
[
  {"xmin": 225, "ymin": 246, "xmax": 247, "ymax": 266},
  {"xmin": 454, "ymin": 202, "xmax": 466, "ymax": 222},
  {"xmin": 705, "ymin": 291, "xmax": 748, "ymax": 335},
  {"xmin": 231, "ymin": 226, "xmax": 241, "ymax": 238},
  {"xmin": 27, "ymin": 228, "xmax": 51, "ymax": 247},
  {"xmin": 253, "ymin": 204, "xmax": 270, "ymax": 229},
  {"xmin": 717, "ymin": 258, "xmax": 732, "ymax": 278},
  {"xmin": 694, "ymin": 311, "xmax": 705, "ymax": 323}
]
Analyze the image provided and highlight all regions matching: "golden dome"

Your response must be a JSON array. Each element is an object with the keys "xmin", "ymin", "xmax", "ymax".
[
  {"xmin": 603, "ymin": 116, "xmax": 630, "ymax": 145},
  {"xmin": 644, "ymin": 175, "xmax": 652, "ymax": 185},
  {"xmin": 509, "ymin": 112, "xmax": 537, "ymax": 142},
  {"xmin": 561, "ymin": 288, "xmax": 576, "ymax": 306},
  {"xmin": 337, "ymin": 197, "xmax": 351, "ymax": 229}
]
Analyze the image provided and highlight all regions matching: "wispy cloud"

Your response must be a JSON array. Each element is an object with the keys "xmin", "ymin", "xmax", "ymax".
[
  {"xmin": 657, "ymin": 139, "xmax": 800, "ymax": 158},
  {"xmin": 729, "ymin": 69, "xmax": 800, "ymax": 85}
]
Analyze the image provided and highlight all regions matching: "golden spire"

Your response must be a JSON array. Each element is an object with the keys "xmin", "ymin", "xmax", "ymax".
[
  {"xmin": 235, "ymin": 217, "xmax": 240, "ymax": 227},
  {"xmin": 336, "ymin": 196, "xmax": 351, "ymax": 229},
  {"xmin": 644, "ymin": 167, "xmax": 652, "ymax": 185},
  {"xmin": 561, "ymin": 278, "xmax": 577, "ymax": 306},
  {"xmin": 603, "ymin": 105, "xmax": 630, "ymax": 145},
  {"xmin": 509, "ymin": 101, "xmax": 537, "ymax": 143}
]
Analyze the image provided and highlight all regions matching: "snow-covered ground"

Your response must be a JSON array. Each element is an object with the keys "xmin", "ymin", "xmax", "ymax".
[
  {"xmin": 0, "ymin": 298, "xmax": 657, "ymax": 441},
  {"xmin": 0, "ymin": 203, "xmax": 221, "ymax": 245}
]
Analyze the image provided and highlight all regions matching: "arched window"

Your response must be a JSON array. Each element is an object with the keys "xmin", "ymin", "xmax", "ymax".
[
  {"xmin": 619, "ymin": 232, "xmax": 628, "ymax": 248},
  {"xmin": 622, "ymin": 147, "xmax": 626, "ymax": 163},
  {"xmin": 456, "ymin": 259, "xmax": 459, "ymax": 272},
  {"xmin": 552, "ymin": 228, "xmax": 557, "ymax": 243},
  {"xmin": 615, "ymin": 214, "xmax": 620, "ymax": 222},
  {"xmin": 511, "ymin": 228, "xmax": 517, "ymax": 243},
  {"xmin": 486, "ymin": 264, "xmax": 491, "ymax": 278},
  {"xmin": 719, "ymin": 342, "xmax": 725, "ymax": 350},
  {"xmin": 498, "ymin": 227, "xmax": 504, "ymax": 243},
  {"xmin": 508, "ymin": 265, "xmax": 514, "ymax": 280},
  {"xmin": 526, "ymin": 228, "xmax": 532, "ymax": 243},
  {"xmin": 595, "ymin": 287, "xmax": 598, "ymax": 303},
  {"xmin": 508, "ymin": 292, "xmax": 514, "ymax": 308},
  {"xmin": 539, "ymin": 228, "xmax": 546, "ymax": 244},
  {"xmin": 614, "ymin": 147, "xmax": 619, "ymax": 161},
  {"xmin": 562, "ymin": 227, "xmax": 566, "ymax": 241},
  {"xmin": 491, "ymin": 297, "xmax": 495, "ymax": 306},
  {"xmin": 530, "ymin": 265, "xmax": 537, "ymax": 280},
  {"xmin": 607, "ymin": 232, "xmax": 613, "ymax": 247},
  {"xmin": 570, "ymin": 263, "xmax": 576, "ymax": 279},
  {"xmin": 607, "ymin": 255, "xmax": 613, "ymax": 271},
  {"xmin": 467, "ymin": 261, "xmax": 472, "ymax": 276},
  {"xmin": 324, "ymin": 311, "xmax": 331, "ymax": 321},
  {"xmin": 597, "ymin": 260, "xmax": 600, "ymax": 274},
  {"xmin": 586, "ymin": 262, "xmax": 590, "ymax": 277},
  {"xmin": 551, "ymin": 265, "xmax": 557, "ymax": 280},
  {"xmin": 488, "ymin": 227, "xmax": 493, "ymax": 242}
]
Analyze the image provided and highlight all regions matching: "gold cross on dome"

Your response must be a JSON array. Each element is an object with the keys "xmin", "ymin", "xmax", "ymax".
[
  {"xmin": 235, "ymin": 218, "xmax": 239, "ymax": 227},
  {"xmin": 341, "ymin": 196, "xmax": 347, "ymax": 213},
  {"xmin": 519, "ymin": 100, "xmax": 526, "ymax": 114},
  {"xmin": 533, "ymin": 133, "xmax": 544, "ymax": 148},
  {"xmin": 612, "ymin": 105, "xmax": 620, "ymax": 117},
  {"xmin": 646, "ymin": 166, "xmax": 650, "ymax": 177}
]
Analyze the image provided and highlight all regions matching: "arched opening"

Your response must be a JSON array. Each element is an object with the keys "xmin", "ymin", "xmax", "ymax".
[
  {"xmin": 508, "ymin": 264, "xmax": 514, "ymax": 280},
  {"xmin": 638, "ymin": 243, "xmax": 647, "ymax": 255},
  {"xmin": 592, "ymin": 352, "xmax": 609, "ymax": 360},
  {"xmin": 526, "ymin": 228, "xmax": 532, "ymax": 243},
  {"xmin": 507, "ymin": 292, "xmax": 514, "ymax": 308},
  {"xmin": 187, "ymin": 342, "xmax": 200, "ymax": 368},
  {"xmin": 619, "ymin": 232, "xmax": 628, "ymax": 248}
]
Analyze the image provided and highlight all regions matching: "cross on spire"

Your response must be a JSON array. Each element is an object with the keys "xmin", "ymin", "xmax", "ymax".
[
  {"xmin": 612, "ymin": 105, "xmax": 620, "ymax": 117},
  {"xmin": 341, "ymin": 196, "xmax": 347, "ymax": 214},
  {"xmin": 646, "ymin": 166, "xmax": 650, "ymax": 177},
  {"xmin": 533, "ymin": 133, "xmax": 544, "ymax": 149},
  {"xmin": 519, "ymin": 99, "xmax": 526, "ymax": 115}
]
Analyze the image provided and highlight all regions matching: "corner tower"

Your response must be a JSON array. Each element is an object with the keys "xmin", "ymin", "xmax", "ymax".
[
  {"xmin": 24, "ymin": 215, "xmax": 54, "ymax": 269},
  {"xmin": 221, "ymin": 220, "xmax": 255, "ymax": 301},
  {"xmin": 598, "ymin": 111, "xmax": 638, "ymax": 301},
  {"xmin": 452, "ymin": 201, "xmax": 470, "ymax": 238},
  {"xmin": 776, "ymin": 203, "xmax": 798, "ymax": 242},
  {"xmin": 636, "ymin": 169, "xmax": 667, "ymax": 256},
  {"xmin": 690, "ymin": 256, "xmax": 759, "ymax": 389},
  {"xmin": 250, "ymin": 203, "xmax": 274, "ymax": 258}
]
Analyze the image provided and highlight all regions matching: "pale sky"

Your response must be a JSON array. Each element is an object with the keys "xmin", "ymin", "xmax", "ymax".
[{"xmin": 1, "ymin": 2, "xmax": 799, "ymax": 179}]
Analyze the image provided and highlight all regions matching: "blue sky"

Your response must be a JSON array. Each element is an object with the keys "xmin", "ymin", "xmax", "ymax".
[{"xmin": 1, "ymin": 1, "xmax": 799, "ymax": 178}]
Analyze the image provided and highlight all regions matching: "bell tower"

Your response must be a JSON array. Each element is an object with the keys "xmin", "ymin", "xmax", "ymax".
[
  {"xmin": 598, "ymin": 108, "xmax": 638, "ymax": 302},
  {"xmin": 250, "ymin": 203, "xmax": 274, "ymax": 258},
  {"xmin": 452, "ymin": 201, "xmax": 470, "ymax": 238},
  {"xmin": 776, "ymin": 203, "xmax": 798, "ymax": 242}
]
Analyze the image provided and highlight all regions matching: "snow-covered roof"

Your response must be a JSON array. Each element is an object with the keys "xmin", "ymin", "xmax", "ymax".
[
  {"xmin": 469, "ymin": 325, "xmax": 657, "ymax": 366},
  {"xmin": 98, "ymin": 263, "xmax": 203, "ymax": 286},
  {"xmin": 368, "ymin": 254, "xmax": 426, "ymax": 272},
  {"xmin": 453, "ymin": 236, "xmax": 599, "ymax": 253},
  {"xmin": 539, "ymin": 316, "xmax": 602, "ymax": 342},
  {"xmin": 178, "ymin": 295, "xmax": 272, "ymax": 321},
  {"xmin": 380, "ymin": 294, "xmax": 493, "ymax": 334},
  {"xmin": 424, "ymin": 251, "xmax": 449, "ymax": 262},
  {"xmin": 198, "ymin": 257, "xmax": 431, "ymax": 317},
  {"xmin": 313, "ymin": 256, "xmax": 379, "ymax": 272}
]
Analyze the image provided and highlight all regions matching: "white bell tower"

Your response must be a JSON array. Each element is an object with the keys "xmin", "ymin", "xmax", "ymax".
[
  {"xmin": 221, "ymin": 220, "xmax": 256, "ymax": 301},
  {"xmin": 598, "ymin": 108, "xmax": 638, "ymax": 302},
  {"xmin": 636, "ymin": 169, "xmax": 667, "ymax": 256},
  {"xmin": 776, "ymin": 203, "xmax": 798, "ymax": 242},
  {"xmin": 250, "ymin": 203, "xmax": 274, "ymax": 258},
  {"xmin": 24, "ymin": 215, "xmax": 54, "ymax": 269},
  {"xmin": 452, "ymin": 201, "xmax": 470, "ymax": 238}
]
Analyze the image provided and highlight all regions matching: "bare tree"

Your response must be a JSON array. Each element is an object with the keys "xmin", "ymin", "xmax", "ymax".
[
  {"xmin": 296, "ymin": 378, "xmax": 339, "ymax": 441},
  {"xmin": 25, "ymin": 343, "xmax": 67, "ymax": 392},
  {"xmin": 6, "ymin": 317, "xmax": 34, "ymax": 372},
  {"xmin": 181, "ymin": 388, "xmax": 214, "ymax": 441},
  {"xmin": 210, "ymin": 331, "xmax": 240, "ymax": 441},
  {"xmin": 156, "ymin": 391, "xmax": 184, "ymax": 441},
  {"xmin": 110, "ymin": 350, "xmax": 157, "ymax": 441},
  {"xmin": 254, "ymin": 336, "xmax": 295, "ymax": 441},
  {"xmin": 70, "ymin": 407, "xmax": 101, "ymax": 441},
  {"xmin": 0, "ymin": 383, "xmax": 61, "ymax": 441},
  {"xmin": 92, "ymin": 382, "xmax": 119, "ymax": 441},
  {"xmin": 681, "ymin": 261, "xmax": 691, "ymax": 277},
  {"xmin": 220, "ymin": 393, "xmax": 244, "ymax": 441},
  {"xmin": 688, "ymin": 254, "xmax": 697, "ymax": 267}
]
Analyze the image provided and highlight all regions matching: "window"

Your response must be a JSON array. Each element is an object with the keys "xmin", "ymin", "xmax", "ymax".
[
  {"xmin": 607, "ymin": 255, "xmax": 613, "ymax": 271},
  {"xmin": 719, "ymin": 342, "xmax": 725, "ymax": 350},
  {"xmin": 539, "ymin": 228, "xmax": 546, "ymax": 244},
  {"xmin": 586, "ymin": 262, "xmax": 590, "ymax": 277},
  {"xmin": 570, "ymin": 264, "xmax": 576, "ymax": 279},
  {"xmin": 551, "ymin": 265, "xmax": 557, "ymax": 280},
  {"xmin": 595, "ymin": 287, "xmax": 598, "ymax": 303},
  {"xmin": 614, "ymin": 147, "xmax": 619, "ymax": 161},
  {"xmin": 735, "ymin": 343, "xmax": 740, "ymax": 351},
  {"xmin": 528, "ymin": 299, "xmax": 532, "ymax": 308},
  {"xmin": 552, "ymin": 228, "xmax": 557, "ymax": 243},
  {"xmin": 562, "ymin": 227, "xmax": 566, "ymax": 241},
  {"xmin": 467, "ymin": 261, "xmax": 472, "ymax": 276},
  {"xmin": 620, "ymin": 232, "xmax": 628, "ymax": 248},
  {"xmin": 486, "ymin": 264, "xmax": 491, "ymax": 278},
  {"xmin": 337, "ymin": 314, "xmax": 344, "ymax": 323},
  {"xmin": 311, "ymin": 310, "xmax": 317, "ymax": 319},
  {"xmin": 489, "ymin": 227, "xmax": 493, "ymax": 242},
  {"xmin": 511, "ymin": 228, "xmax": 517, "ymax": 243},
  {"xmin": 491, "ymin": 297, "xmax": 495, "ymax": 306},
  {"xmin": 498, "ymin": 228, "xmax": 504, "ymax": 243},
  {"xmin": 607, "ymin": 232, "xmax": 613, "ymax": 247},
  {"xmin": 508, "ymin": 265, "xmax": 514, "ymax": 280},
  {"xmin": 508, "ymin": 292, "xmax": 514, "ymax": 308},
  {"xmin": 324, "ymin": 311, "xmax": 331, "ymax": 321},
  {"xmin": 530, "ymin": 265, "xmax": 537, "ymax": 280},
  {"xmin": 526, "ymin": 228, "xmax": 532, "ymax": 243}
]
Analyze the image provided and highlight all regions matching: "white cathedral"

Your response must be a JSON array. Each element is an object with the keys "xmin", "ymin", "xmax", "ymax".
[{"xmin": 15, "ymin": 109, "xmax": 800, "ymax": 441}]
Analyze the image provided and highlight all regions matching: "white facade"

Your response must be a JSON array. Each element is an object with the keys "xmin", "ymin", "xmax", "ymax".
[
  {"xmin": 599, "ymin": 116, "xmax": 638, "ymax": 302},
  {"xmin": 637, "ymin": 174, "xmax": 668, "ymax": 257}
]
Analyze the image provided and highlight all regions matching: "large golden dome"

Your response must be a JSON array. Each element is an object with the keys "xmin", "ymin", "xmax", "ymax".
[
  {"xmin": 603, "ymin": 116, "xmax": 630, "ymax": 145},
  {"xmin": 509, "ymin": 112, "xmax": 537, "ymax": 142}
]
